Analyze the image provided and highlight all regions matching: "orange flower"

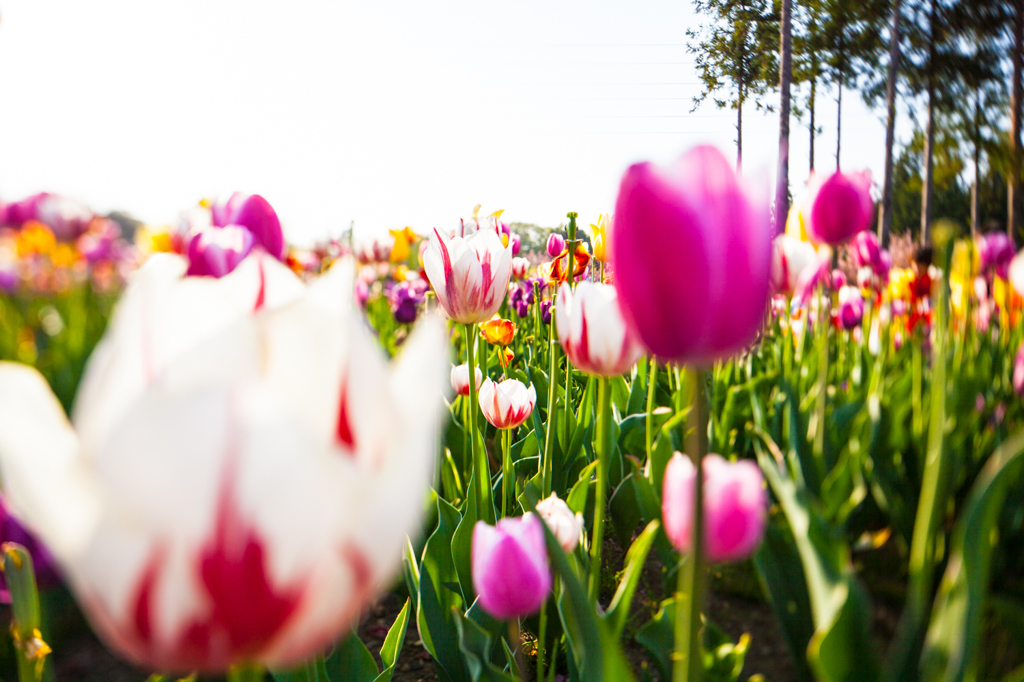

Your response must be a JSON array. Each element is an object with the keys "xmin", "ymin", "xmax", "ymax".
[
  {"xmin": 50, "ymin": 243, "xmax": 80, "ymax": 269},
  {"xmin": 480, "ymin": 314, "xmax": 516, "ymax": 347},
  {"xmin": 15, "ymin": 221, "xmax": 56, "ymax": 257},
  {"xmin": 549, "ymin": 242, "xmax": 591, "ymax": 284}
]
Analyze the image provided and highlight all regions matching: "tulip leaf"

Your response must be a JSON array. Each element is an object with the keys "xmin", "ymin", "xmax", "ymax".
[
  {"xmin": 625, "ymin": 360, "xmax": 648, "ymax": 416},
  {"xmin": 271, "ymin": 657, "xmax": 332, "ymax": 682},
  {"xmin": 608, "ymin": 473, "xmax": 643, "ymax": 548},
  {"xmin": 603, "ymin": 519, "xmax": 660, "ymax": 638},
  {"xmin": 567, "ymin": 461, "xmax": 598, "ymax": 516},
  {"xmin": 322, "ymin": 630, "xmax": 379, "ymax": 682},
  {"xmin": 453, "ymin": 609, "xmax": 516, "ymax": 682},
  {"xmin": 452, "ymin": 476, "xmax": 479, "ymax": 602},
  {"xmin": 501, "ymin": 638, "xmax": 521, "ymax": 678},
  {"xmin": 919, "ymin": 428, "xmax": 1024, "ymax": 682},
  {"xmin": 373, "ymin": 598, "xmax": 413, "ymax": 682},
  {"xmin": 610, "ymin": 375, "xmax": 630, "ymax": 415},
  {"xmin": 403, "ymin": 536, "xmax": 420, "ymax": 599},
  {"xmin": 635, "ymin": 602, "xmax": 750, "ymax": 682},
  {"xmin": 418, "ymin": 498, "xmax": 469, "ymax": 682}
]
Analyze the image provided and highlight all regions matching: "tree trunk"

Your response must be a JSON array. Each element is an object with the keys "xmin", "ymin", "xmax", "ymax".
[
  {"xmin": 921, "ymin": 0, "xmax": 936, "ymax": 244},
  {"xmin": 972, "ymin": 94, "xmax": 981, "ymax": 236},
  {"xmin": 776, "ymin": 0, "xmax": 793, "ymax": 234},
  {"xmin": 1009, "ymin": 0, "xmax": 1023, "ymax": 239},
  {"xmin": 810, "ymin": 76, "xmax": 817, "ymax": 172},
  {"xmin": 878, "ymin": 0, "xmax": 902, "ymax": 247},
  {"xmin": 835, "ymin": 59, "xmax": 843, "ymax": 170},
  {"xmin": 737, "ymin": 42, "xmax": 745, "ymax": 172}
]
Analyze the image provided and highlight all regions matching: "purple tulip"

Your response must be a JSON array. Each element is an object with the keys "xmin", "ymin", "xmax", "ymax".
[
  {"xmin": 0, "ymin": 495, "xmax": 61, "ymax": 601},
  {"xmin": 186, "ymin": 225, "xmax": 255, "ymax": 278},
  {"xmin": 978, "ymin": 232, "xmax": 1015, "ymax": 279},
  {"xmin": 0, "ymin": 193, "xmax": 49, "ymax": 227},
  {"xmin": 76, "ymin": 219, "xmax": 122, "ymax": 264},
  {"xmin": 509, "ymin": 282, "xmax": 536, "ymax": 318},
  {"xmin": 546, "ymin": 233, "xmax": 566, "ymax": 259},
  {"xmin": 1014, "ymin": 341, "xmax": 1024, "ymax": 396},
  {"xmin": 472, "ymin": 514, "xmax": 551, "ymax": 619},
  {"xmin": 210, "ymin": 193, "xmax": 286, "ymax": 260},
  {"xmin": 540, "ymin": 299, "xmax": 552, "ymax": 325},
  {"xmin": 662, "ymin": 453, "xmax": 766, "ymax": 564},
  {"xmin": 611, "ymin": 145, "xmax": 772, "ymax": 364},
  {"xmin": 805, "ymin": 171, "xmax": 874, "ymax": 245},
  {"xmin": 389, "ymin": 280, "xmax": 427, "ymax": 324},
  {"xmin": 837, "ymin": 286, "xmax": 864, "ymax": 330}
]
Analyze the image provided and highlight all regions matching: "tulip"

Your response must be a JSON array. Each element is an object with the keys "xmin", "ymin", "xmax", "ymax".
[
  {"xmin": 851, "ymin": 231, "xmax": 883, "ymax": 272},
  {"xmin": 209, "ymin": 193, "xmax": 286, "ymax": 261},
  {"xmin": 831, "ymin": 269, "xmax": 847, "ymax": 289},
  {"xmin": 540, "ymin": 299, "xmax": 552, "ymax": 325},
  {"xmin": 478, "ymin": 378, "xmax": 536, "ymax": 430},
  {"xmin": 1009, "ymin": 250, "xmax": 1024, "ymax": 298},
  {"xmin": 186, "ymin": 225, "xmax": 255, "ymax": 278},
  {"xmin": 770, "ymin": 235, "xmax": 820, "ymax": 297},
  {"xmin": 661, "ymin": 453, "xmax": 767, "ymax": 563},
  {"xmin": 389, "ymin": 280, "xmax": 428, "ymax": 324},
  {"xmin": 471, "ymin": 514, "xmax": 551, "ymax": 620},
  {"xmin": 535, "ymin": 493, "xmax": 584, "ymax": 552},
  {"xmin": 451, "ymin": 363, "xmax": 485, "ymax": 397},
  {"xmin": 0, "ymin": 495, "xmax": 61, "ymax": 601},
  {"xmin": 550, "ymin": 242, "xmax": 590, "ymax": 284},
  {"xmin": 1014, "ymin": 341, "xmax": 1024, "ymax": 396},
  {"xmin": 388, "ymin": 227, "xmax": 419, "ymax": 263},
  {"xmin": 511, "ymin": 257, "xmax": 530, "ymax": 279},
  {"xmin": 423, "ymin": 227, "xmax": 513, "ymax": 325},
  {"xmin": 804, "ymin": 170, "xmax": 874, "ymax": 246},
  {"xmin": 0, "ymin": 253, "xmax": 449, "ymax": 672},
  {"xmin": 612, "ymin": 146, "xmax": 772, "ymax": 364},
  {"xmin": 510, "ymin": 233, "xmax": 522, "ymax": 257},
  {"xmin": 590, "ymin": 214, "xmax": 609, "ymax": 263},
  {"xmin": 837, "ymin": 286, "xmax": 865, "ymax": 330},
  {"xmin": 546, "ymin": 233, "xmax": 566, "ymax": 259},
  {"xmin": 555, "ymin": 282, "xmax": 644, "ymax": 377},
  {"xmin": 978, "ymin": 232, "xmax": 1015, "ymax": 279},
  {"xmin": 480, "ymin": 314, "xmax": 516, "ymax": 347}
]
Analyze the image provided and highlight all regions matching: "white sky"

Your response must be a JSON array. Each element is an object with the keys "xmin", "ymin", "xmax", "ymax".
[{"xmin": 0, "ymin": 0, "xmax": 911, "ymax": 245}]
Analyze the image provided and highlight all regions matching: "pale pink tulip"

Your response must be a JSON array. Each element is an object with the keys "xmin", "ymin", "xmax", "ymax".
[
  {"xmin": 535, "ymin": 493, "xmax": 584, "ymax": 552},
  {"xmin": 472, "ymin": 514, "xmax": 550, "ymax": 619}
]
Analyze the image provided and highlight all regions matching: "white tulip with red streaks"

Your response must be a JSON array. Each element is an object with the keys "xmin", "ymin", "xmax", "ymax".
[
  {"xmin": 422, "ymin": 227, "xmax": 513, "ymax": 324},
  {"xmin": 555, "ymin": 281, "xmax": 644, "ymax": 377}
]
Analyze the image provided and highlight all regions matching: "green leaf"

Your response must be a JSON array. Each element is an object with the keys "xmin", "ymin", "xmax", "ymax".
[
  {"xmin": 567, "ymin": 461, "xmax": 598, "ymax": 516},
  {"xmin": 453, "ymin": 610, "xmax": 516, "ymax": 682},
  {"xmin": 453, "ymin": 475, "xmax": 480, "ymax": 601},
  {"xmin": 635, "ymin": 600, "xmax": 750, "ymax": 682},
  {"xmin": 373, "ymin": 598, "xmax": 412, "ymax": 682},
  {"xmin": 919, "ymin": 428, "xmax": 1024, "ymax": 682},
  {"xmin": 417, "ymin": 498, "xmax": 468, "ymax": 682},
  {"xmin": 323, "ymin": 631, "xmax": 380, "ymax": 682},
  {"xmin": 603, "ymin": 520, "xmax": 660, "ymax": 638},
  {"xmin": 608, "ymin": 473, "xmax": 643, "ymax": 548}
]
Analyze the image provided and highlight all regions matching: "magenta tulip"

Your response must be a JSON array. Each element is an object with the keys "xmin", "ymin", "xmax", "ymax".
[
  {"xmin": 851, "ymin": 230, "xmax": 883, "ymax": 272},
  {"xmin": 611, "ymin": 145, "xmax": 772, "ymax": 364},
  {"xmin": 1014, "ymin": 341, "xmax": 1024, "ymax": 396},
  {"xmin": 978, "ymin": 232, "xmax": 1015, "ymax": 279},
  {"xmin": 805, "ymin": 171, "xmax": 874, "ymax": 245},
  {"xmin": 837, "ymin": 286, "xmax": 865, "ymax": 330},
  {"xmin": 471, "ymin": 514, "xmax": 551, "ymax": 619},
  {"xmin": 546, "ymin": 233, "xmax": 566, "ymax": 259},
  {"xmin": 210, "ymin": 193, "xmax": 286, "ymax": 260},
  {"xmin": 186, "ymin": 225, "xmax": 255, "ymax": 278},
  {"xmin": 661, "ymin": 453, "xmax": 767, "ymax": 563}
]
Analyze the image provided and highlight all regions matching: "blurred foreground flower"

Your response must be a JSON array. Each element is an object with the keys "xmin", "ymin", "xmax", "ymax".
[
  {"xmin": 610, "ymin": 145, "xmax": 772, "ymax": 364},
  {"xmin": 472, "ymin": 514, "xmax": 551, "ymax": 620},
  {"xmin": 661, "ymin": 453, "xmax": 767, "ymax": 563},
  {"xmin": 555, "ymin": 281, "xmax": 643, "ymax": 376},
  {"xmin": 0, "ymin": 253, "xmax": 449, "ymax": 672}
]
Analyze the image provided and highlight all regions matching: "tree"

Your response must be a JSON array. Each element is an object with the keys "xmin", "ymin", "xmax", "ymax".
[
  {"xmin": 878, "ymin": 0, "xmax": 903, "ymax": 247},
  {"xmin": 688, "ymin": 0, "xmax": 779, "ymax": 170},
  {"xmin": 776, "ymin": 0, "xmax": 794, "ymax": 234}
]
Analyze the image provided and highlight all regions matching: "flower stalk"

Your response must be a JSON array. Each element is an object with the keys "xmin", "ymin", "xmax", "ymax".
[
  {"xmin": 465, "ymin": 323, "xmax": 492, "ymax": 524},
  {"xmin": 588, "ymin": 376, "xmax": 612, "ymax": 603}
]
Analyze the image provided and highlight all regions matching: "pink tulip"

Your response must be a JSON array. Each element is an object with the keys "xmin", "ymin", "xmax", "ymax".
[
  {"xmin": 0, "ymin": 256, "xmax": 450, "ymax": 672},
  {"xmin": 186, "ymin": 225, "xmax": 255, "ymax": 278},
  {"xmin": 555, "ymin": 282, "xmax": 644, "ymax": 376},
  {"xmin": 210, "ymin": 193, "xmax": 286, "ymax": 261},
  {"xmin": 451, "ymin": 363, "xmax": 484, "ymax": 397},
  {"xmin": 546, "ymin": 233, "xmax": 566, "ymax": 259},
  {"xmin": 610, "ymin": 145, "xmax": 772, "ymax": 364},
  {"xmin": 831, "ymin": 269, "xmax": 847, "ymax": 289},
  {"xmin": 478, "ymin": 378, "xmax": 536, "ymax": 430},
  {"xmin": 851, "ymin": 231, "xmax": 883, "ymax": 272},
  {"xmin": 770, "ymin": 235, "xmax": 820, "ymax": 297},
  {"xmin": 661, "ymin": 453, "xmax": 767, "ymax": 563},
  {"xmin": 977, "ymin": 232, "xmax": 1015, "ymax": 279},
  {"xmin": 1014, "ymin": 341, "xmax": 1024, "ymax": 396},
  {"xmin": 511, "ymin": 257, "xmax": 530, "ymax": 279},
  {"xmin": 535, "ymin": 493, "xmax": 584, "ymax": 552},
  {"xmin": 471, "ymin": 514, "xmax": 551, "ymax": 619},
  {"xmin": 805, "ymin": 171, "xmax": 874, "ymax": 245},
  {"xmin": 423, "ymin": 227, "xmax": 513, "ymax": 324},
  {"xmin": 510, "ymin": 233, "xmax": 522, "ymax": 256}
]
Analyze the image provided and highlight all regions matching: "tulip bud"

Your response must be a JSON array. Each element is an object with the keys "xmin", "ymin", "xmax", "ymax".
[
  {"xmin": 546, "ymin": 233, "xmax": 566, "ymax": 259},
  {"xmin": 471, "ymin": 514, "xmax": 551, "ymax": 620},
  {"xmin": 511, "ymin": 257, "xmax": 530, "ymax": 279},
  {"xmin": 535, "ymin": 493, "xmax": 584, "ymax": 552},
  {"xmin": 451, "ymin": 363, "xmax": 485, "ymax": 397},
  {"xmin": 478, "ymin": 378, "xmax": 536, "ymax": 429},
  {"xmin": 610, "ymin": 145, "xmax": 772, "ymax": 364},
  {"xmin": 805, "ymin": 170, "xmax": 874, "ymax": 246},
  {"xmin": 185, "ymin": 225, "xmax": 255, "ymax": 278},
  {"xmin": 661, "ymin": 453, "xmax": 766, "ymax": 564},
  {"xmin": 555, "ymin": 282, "xmax": 644, "ymax": 377},
  {"xmin": 480, "ymin": 314, "xmax": 516, "ymax": 347}
]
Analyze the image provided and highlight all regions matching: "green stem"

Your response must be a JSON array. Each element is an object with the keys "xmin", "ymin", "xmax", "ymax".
[
  {"xmin": 589, "ymin": 377, "xmax": 612, "ymax": 603},
  {"xmin": 566, "ymin": 212, "xmax": 578, "ymax": 291},
  {"xmin": 543, "ymin": 319, "xmax": 560, "ymax": 496},
  {"xmin": 502, "ymin": 427, "xmax": 513, "ymax": 517},
  {"xmin": 227, "ymin": 663, "xmax": 264, "ymax": 682},
  {"xmin": 645, "ymin": 358, "xmax": 658, "ymax": 469},
  {"xmin": 673, "ymin": 368, "xmax": 707, "ymax": 682},
  {"xmin": 465, "ymin": 323, "xmax": 492, "ymax": 523},
  {"xmin": 537, "ymin": 599, "xmax": 548, "ymax": 682}
]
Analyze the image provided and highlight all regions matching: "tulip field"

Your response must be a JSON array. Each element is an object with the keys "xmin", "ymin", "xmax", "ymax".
[{"xmin": 4, "ymin": 148, "xmax": 1024, "ymax": 682}]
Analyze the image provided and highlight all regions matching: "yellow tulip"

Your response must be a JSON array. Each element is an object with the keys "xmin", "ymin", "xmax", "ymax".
[
  {"xmin": 389, "ymin": 226, "xmax": 419, "ymax": 263},
  {"xmin": 480, "ymin": 314, "xmax": 516, "ymax": 347}
]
